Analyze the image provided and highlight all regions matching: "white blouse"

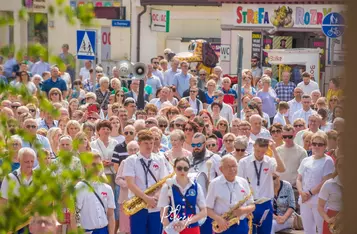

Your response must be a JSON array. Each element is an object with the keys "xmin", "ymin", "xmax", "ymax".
[
  {"xmin": 318, "ymin": 176, "xmax": 342, "ymax": 211},
  {"xmin": 90, "ymin": 138, "xmax": 118, "ymax": 174}
]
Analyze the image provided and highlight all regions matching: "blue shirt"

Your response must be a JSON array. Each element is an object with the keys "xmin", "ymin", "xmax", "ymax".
[
  {"xmin": 164, "ymin": 68, "xmax": 181, "ymax": 86},
  {"xmin": 146, "ymin": 75, "xmax": 162, "ymax": 96},
  {"xmin": 31, "ymin": 61, "xmax": 51, "ymax": 76},
  {"xmin": 41, "ymin": 77, "xmax": 68, "ymax": 95},
  {"xmin": 173, "ymin": 72, "xmax": 191, "ymax": 97},
  {"xmin": 205, "ymin": 91, "xmax": 215, "ymax": 104},
  {"xmin": 3, "ymin": 58, "xmax": 17, "ymax": 78},
  {"xmin": 38, "ymin": 119, "xmax": 58, "ymax": 130},
  {"xmin": 21, "ymin": 134, "xmax": 52, "ymax": 168},
  {"xmin": 257, "ymin": 90, "xmax": 277, "ymax": 117},
  {"xmin": 0, "ymin": 75, "xmax": 8, "ymax": 84}
]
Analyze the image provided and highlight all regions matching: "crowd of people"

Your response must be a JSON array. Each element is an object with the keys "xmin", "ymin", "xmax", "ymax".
[{"xmin": 0, "ymin": 44, "xmax": 344, "ymax": 234}]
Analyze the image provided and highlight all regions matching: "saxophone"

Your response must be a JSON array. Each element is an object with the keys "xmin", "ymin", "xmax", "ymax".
[
  {"xmin": 328, "ymin": 212, "xmax": 342, "ymax": 234},
  {"xmin": 123, "ymin": 172, "xmax": 175, "ymax": 215},
  {"xmin": 212, "ymin": 188, "xmax": 254, "ymax": 233}
]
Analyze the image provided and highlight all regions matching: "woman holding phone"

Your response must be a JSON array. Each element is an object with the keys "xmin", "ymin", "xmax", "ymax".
[{"xmin": 158, "ymin": 157, "xmax": 207, "ymax": 234}]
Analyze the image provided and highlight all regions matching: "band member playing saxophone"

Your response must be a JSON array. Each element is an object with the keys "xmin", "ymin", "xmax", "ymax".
[
  {"xmin": 158, "ymin": 157, "xmax": 207, "ymax": 234},
  {"xmin": 123, "ymin": 130, "xmax": 169, "ymax": 234},
  {"xmin": 206, "ymin": 155, "xmax": 255, "ymax": 234},
  {"xmin": 188, "ymin": 132, "xmax": 222, "ymax": 233},
  {"xmin": 238, "ymin": 138, "xmax": 286, "ymax": 234}
]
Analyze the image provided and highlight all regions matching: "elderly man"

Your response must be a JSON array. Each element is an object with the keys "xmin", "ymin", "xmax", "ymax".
[
  {"xmin": 213, "ymin": 66, "xmax": 223, "ymax": 87},
  {"xmin": 29, "ymin": 214, "xmax": 58, "ymax": 234},
  {"xmin": 287, "ymin": 87, "xmax": 303, "ymax": 123},
  {"xmin": 294, "ymin": 114, "xmax": 323, "ymax": 147},
  {"xmin": 237, "ymin": 121, "xmax": 255, "ymax": 155},
  {"xmin": 291, "ymin": 94, "xmax": 317, "ymax": 124},
  {"xmin": 79, "ymin": 60, "xmax": 92, "ymax": 82},
  {"xmin": 221, "ymin": 77, "xmax": 238, "ymax": 108},
  {"xmin": 149, "ymin": 86, "xmax": 170, "ymax": 109},
  {"xmin": 163, "ymin": 58, "xmax": 180, "ymax": 86},
  {"xmin": 249, "ymin": 114, "xmax": 271, "ymax": 141},
  {"xmin": 207, "ymin": 155, "xmax": 255, "ymax": 234},
  {"xmin": 125, "ymin": 78, "xmax": 150, "ymax": 102},
  {"xmin": 310, "ymin": 90, "xmax": 321, "ymax": 108},
  {"xmin": 274, "ymin": 71, "xmax": 296, "ymax": 102},
  {"xmin": 208, "ymin": 90, "xmax": 234, "ymax": 123},
  {"xmin": 182, "ymin": 76, "xmax": 207, "ymax": 107}
]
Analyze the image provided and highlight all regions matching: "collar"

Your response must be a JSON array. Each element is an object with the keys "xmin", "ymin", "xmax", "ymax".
[
  {"xmin": 173, "ymin": 176, "xmax": 195, "ymax": 189},
  {"xmin": 249, "ymin": 153, "xmax": 268, "ymax": 163},
  {"xmin": 137, "ymin": 152, "xmax": 153, "ymax": 160},
  {"xmin": 217, "ymin": 175, "xmax": 239, "ymax": 184}
]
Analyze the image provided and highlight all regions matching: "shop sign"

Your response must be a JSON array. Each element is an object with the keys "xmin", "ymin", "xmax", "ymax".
[
  {"xmin": 220, "ymin": 45, "xmax": 231, "ymax": 62},
  {"xmin": 251, "ymin": 32, "xmax": 262, "ymax": 59},
  {"xmin": 233, "ymin": 4, "xmax": 344, "ymax": 29},
  {"xmin": 25, "ymin": 0, "xmax": 47, "ymax": 13},
  {"xmin": 151, "ymin": 9, "xmax": 170, "ymax": 32}
]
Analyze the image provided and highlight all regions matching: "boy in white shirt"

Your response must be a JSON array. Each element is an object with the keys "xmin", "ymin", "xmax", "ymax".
[{"xmin": 273, "ymin": 102, "xmax": 289, "ymax": 126}]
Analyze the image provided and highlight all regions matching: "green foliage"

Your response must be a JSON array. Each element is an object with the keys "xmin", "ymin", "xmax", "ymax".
[{"xmin": 0, "ymin": 1, "xmax": 98, "ymax": 232}]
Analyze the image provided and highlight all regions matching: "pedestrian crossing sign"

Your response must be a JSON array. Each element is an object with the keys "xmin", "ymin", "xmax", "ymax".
[{"xmin": 76, "ymin": 30, "xmax": 96, "ymax": 60}]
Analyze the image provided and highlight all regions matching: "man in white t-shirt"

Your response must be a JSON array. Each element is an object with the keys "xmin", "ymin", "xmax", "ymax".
[
  {"xmin": 297, "ymin": 72, "xmax": 319, "ymax": 95},
  {"xmin": 291, "ymin": 94, "xmax": 317, "ymax": 124},
  {"xmin": 79, "ymin": 60, "xmax": 92, "ymax": 83}
]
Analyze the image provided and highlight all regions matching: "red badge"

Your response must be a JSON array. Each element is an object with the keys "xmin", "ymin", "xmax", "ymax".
[
  {"xmin": 153, "ymin": 164, "xmax": 159, "ymax": 170},
  {"xmin": 101, "ymin": 192, "xmax": 107, "ymax": 196},
  {"xmin": 241, "ymin": 189, "xmax": 245, "ymax": 193},
  {"xmin": 263, "ymin": 168, "xmax": 269, "ymax": 173}
]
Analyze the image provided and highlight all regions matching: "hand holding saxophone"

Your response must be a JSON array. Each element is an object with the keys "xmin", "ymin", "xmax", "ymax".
[
  {"xmin": 144, "ymin": 195, "xmax": 158, "ymax": 209},
  {"xmin": 215, "ymin": 216, "xmax": 230, "ymax": 233}
]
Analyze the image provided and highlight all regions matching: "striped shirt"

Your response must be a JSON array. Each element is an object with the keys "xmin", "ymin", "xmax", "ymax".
[{"xmin": 112, "ymin": 142, "xmax": 129, "ymax": 165}]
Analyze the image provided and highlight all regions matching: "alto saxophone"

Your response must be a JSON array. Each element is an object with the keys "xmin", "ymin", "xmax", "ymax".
[
  {"xmin": 123, "ymin": 172, "xmax": 175, "ymax": 215},
  {"xmin": 328, "ymin": 212, "xmax": 342, "ymax": 234},
  {"xmin": 212, "ymin": 188, "xmax": 253, "ymax": 233}
]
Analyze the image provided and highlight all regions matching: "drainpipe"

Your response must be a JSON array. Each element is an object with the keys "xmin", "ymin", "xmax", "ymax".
[{"xmin": 137, "ymin": 5, "xmax": 147, "ymax": 62}]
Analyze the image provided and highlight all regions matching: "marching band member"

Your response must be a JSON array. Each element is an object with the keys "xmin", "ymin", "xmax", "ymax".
[
  {"xmin": 158, "ymin": 157, "xmax": 207, "ymax": 234},
  {"xmin": 318, "ymin": 156, "xmax": 343, "ymax": 234},
  {"xmin": 207, "ymin": 155, "xmax": 255, "ymax": 234},
  {"xmin": 238, "ymin": 138, "xmax": 286, "ymax": 234},
  {"xmin": 297, "ymin": 132, "xmax": 334, "ymax": 234},
  {"xmin": 188, "ymin": 132, "xmax": 222, "ymax": 233},
  {"xmin": 123, "ymin": 129, "xmax": 169, "ymax": 234}
]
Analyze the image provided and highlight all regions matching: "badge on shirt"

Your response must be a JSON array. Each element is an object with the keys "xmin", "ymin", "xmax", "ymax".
[
  {"xmin": 263, "ymin": 168, "xmax": 269, "ymax": 174},
  {"xmin": 101, "ymin": 192, "xmax": 107, "ymax": 197},
  {"xmin": 187, "ymin": 188, "xmax": 196, "ymax": 196},
  {"xmin": 241, "ymin": 189, "xmax": 245, "ymax": 193},
  {"xmin": 153, "ymin": 163, "xmax": 159, "ymax": 170}
]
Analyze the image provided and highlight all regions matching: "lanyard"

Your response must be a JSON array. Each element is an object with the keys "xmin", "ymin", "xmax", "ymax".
[
  {"xmin": 253, "ymin": 161, "xmax": 263, "ymax": 186},
  {"xmin": 140, "ymin": 158, "xmax": 152, "ymax": 189},
  {"xmin": 226, "ymin": 182, "xmax": 235, "ymax": 204}
]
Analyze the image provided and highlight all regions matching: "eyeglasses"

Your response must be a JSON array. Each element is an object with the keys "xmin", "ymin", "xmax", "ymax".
[
  {"xmin": 159, "ymin": 124, "xmax": 167, "ymax": 128},
  {"xmin": 235, "ymin": 148, "xmax": 246, "ymax": 152},
  {"xmin": 219, "ymin": 123, "xmax": 227, "ymax": 127},
  {"xmin": 294, "ymin": 124, "xmax": 304, "ymax": 128},
  {"xmin": 175, "ymin": 123, "xmax": 185, "ymax": 128},
  {"xmin": 26, "ymin": 125, "xmax": 37, "ymax": 129},
  {"xmin": 184, "ymin": 128, "xmax": 193, "ymax": 132},
  {"xmin": 282, "ymin": 135, "xmax": 294, "ymax": 139},
  {"xmin": 239, "ymin": 128, "xmax": 251, "ymax": 131},
  {"xmin": 176, "ymin": 166, "xmax": 189, "ymax": 172},
  {"xmin": 190, "ymin": 70, "xmax": 197, "ymax": 73},
  {"xmin": 311, "ymin": 142, "xmax": 326, "ymax": 147},
  {"xmin": 207, "ymin": 143, "xmax": 216, "ymax": 148},
  {"xmin": 124, "ymin": 131, "xmax": 134, "ymax": 136},
  {"xmin": 88, "ymin": 117, "xmax": 97, "ymax": 121},
  {"xmin": 11, "ymin": 105, "xmax": 20, "ymax": 109},
  {"xmin": 29, "ymin": 109, "xmax": 36, "ymax": 113},
  {"xmin": 199, "ymin": 74, "xmax": 206, "ymax": 76},
  {"xmin": 153, "ymin": 62, "xmax": 159, "ymax": 64},
  {"xmin": 224, "ymin": 139, "xmax": 234, "ymax": 143},
  {"xmin": 191, "ymin": 143, "xmax": 203, "ymax": 148},
  {"xmin": 12, "ymin": 143, "xmax": 19, "ymax": 147},
  {"xmin": 190, "ymin": 90, "xmax": 198, "ymax": 93},
  {"xmin": 145, "ymin": 121, "xmax": 155, "ymax": 125},
  {"xmin": 116, "ymin": 94, "xmax": 125, "ymax": 97},
  {"xmin": 271, "ymin": 130, "xmax": 282, "ymax": 134}
]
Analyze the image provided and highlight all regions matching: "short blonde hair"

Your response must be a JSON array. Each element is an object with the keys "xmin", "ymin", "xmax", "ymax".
[
  {"xmin": 311, "ymin": 132, "xmax": 328, "ymax": 145},
  {"xmin": 206, "ymin": 79, "xmax": 216, "ymax": 88},
  {"xmin": 261, "ymin": 76, "xmax": 271, "ymax": 84}
]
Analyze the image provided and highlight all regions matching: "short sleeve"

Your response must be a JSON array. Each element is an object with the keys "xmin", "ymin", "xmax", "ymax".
[
  {"xmin": 297, "ymin": 158, "xmax": 307, "ymax": 175},
  {"xmin": 75, "ymin": 182, "xmax": 85, "ymax": 210},
  {"xmin": 196, "ymin": 183, "xmax": 207, "ymax": 208},
  {"xmin": 205, "ymin": 181, "xmax": 216, "ymax": 209},
  {"xmin": 237, "ymin": 160, "xmax": 245, "ymax": 178},
  {"xmin": 157, "ymin": 184, "xmax": 170, "ymax": 208},
  {"xmin": 122, "ymin": 156, "xmax": 136, "ymax": 177},
  {"xmin": 0, "ymin": 176, "xmax": 9, "ymax": 199},
  {"xmin": 107, "ymin": 186, "xmax": 116, "ymax": 209},
  {"xmin": 323, "ymin": 158, "xmax": 335, "ymax": 177},
  {"xmin": 318, "ymin": 180, "xmax": 330, "ymax": 201},
  {"xmin": 61, "ymin": 80, "xmax": 68, "ymax": 91},
  {"xmin": 269, "ymin": 157, "xmax": 277, "ymax": 174}
]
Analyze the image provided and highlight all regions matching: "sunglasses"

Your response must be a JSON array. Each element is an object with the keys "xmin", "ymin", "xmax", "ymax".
[
  {"xmin": 271, "ymin": 130, "xmax": 282, "ymax": 134},
  {"xmin": 51, "ymin": 93, "xmax": 59, "ymax": 96},
  {"xmin": 224, "ymin": 139, "xmax": 234, "ymax": 143},
  {"xmin": 159, "ymin": 124, "xmax": 167, "ymax": 128},
  {"xmin": 145, "ymin": 121, "xmax": 155, "ymax": 125},
  {"xmin": 184, "ymin": 128, "xmax": 193, "ymax": 132},
  {"xmin": 311, "ymin": 142, "xmax": 326, "ymax": 147},
  {"xmin": 11, "ymin": 105, "xmax": 20, "ymax": 109},
  {"xmin": 219, "ymin": 123, "xmax": 227, "ymax": 127},
  {"xmin": 153, "ymin": 62, "xmax": 159, "ymax": 64},
  {"xmin": 199, "ymin": 73, "xmax": 206, "ymax": 76},
  {"xmin": 175, "ymin": 123, "xmax": 185, "ymax": 128},
  {"xmin": 294, "ymin": 124, "xmax": 304, "ymax": 128},
  {"xmin": 29, "ymin": 109, "xmax": 36, "ymax": 113},
  {"xmin": 207, "ymin": 143, "xmax": 216, "ymax": 148},
  {"xmin": 124, "ymin": 131, "xmax": 134, "ymax": 136},
  {"xmin": 283, "ymin": 135, "xmax": 294, "ymax": 139},
  {"xmin": 191, "ymin": 143, "xmax": 203, "ymax": 148},
  {"xmin": 213, "ymin": 96, "xmax": 219, "ymax": 99},
  {"xmin": 190, "ymin": 70, "xmax": 197, "ymax": 73},
  {"xmin": 116, "ymin": 94, "xmax": 125, "ymax": 97},
  {"xmin": 235, "ymin": 148, "xmax": 246, "ymax": 152},
  {"xmin": 190, "ymin": 90, "xmax": 198, "ymax": 93},
  {"xmin": 26, "ymin": 125, "xmax": 37, "ymax": 129},
  {"xmin": 176, "ymin": 166, "xmax": 189, "ymax": 172}
]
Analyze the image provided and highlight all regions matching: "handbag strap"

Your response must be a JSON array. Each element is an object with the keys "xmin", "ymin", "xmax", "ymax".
[{"xmin": 82, "ymin": 180, "xmax": 106, "ymax": 214}]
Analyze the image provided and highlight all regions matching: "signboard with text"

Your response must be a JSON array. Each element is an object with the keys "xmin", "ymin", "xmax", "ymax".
[
  {"xmin": 220, "ymin": 45, "xmax": 231, "ymax": 62},
  {"xmin": 251, "ymin": 32, "xmax": 262, "ymax": 59},
  {"xmin": 233, "ymin": 4, "xmax": 344, "ymax": 29},
  {"xmin": 151, "ymin": 9, "xmax": 170, "ymax": 32},
  {"xmin": 101, "ymin": 27, "xmax": 111, "ymax": 61}
]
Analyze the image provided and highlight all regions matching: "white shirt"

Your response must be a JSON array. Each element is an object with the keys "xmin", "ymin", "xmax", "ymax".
[
  {"xmin": 79, "ymin": 67, "xmax": 91, "ymax": 82},
  {"xmin": 273, "ymin": 112, "xmax": 286, "ymax": 126},
  {"xmin": 320, "ymin": 122, "xmax": 333, "ymax": 132},
  {"xmin": 208, "ymin": 103, "xmax": 234, "ymax": 123},
  {"xmin": 188, "ymin": 97, "xmax": 203, "ymax": 114},
  {"xmin": 61, "ymin": 72, "xmax": 72, "ymax": 89},
  {"xmin": 0, "ymin": 168, "xmax": 33, "ymax": 199},
  {"xmin": 297, "ymin": 155, "xmax": 335, "ymax": 204},
  {"xmin": 250, "ymin": 128, "xmax": 272, "ymax": 141},
  {"xmin": 206, "ymin": 175, "xmax": 254, "ymax": 217},
  {"xmin": 318, "ymin": 176, "xmax": 342, "ymax": 211},
  {"xmin": 75, "ymin": 181, "xmax": 115, "ymax": 229},
  {"xmin": 287, "ymin": 99, "xmax": 302, "ymax": 123},
  {"xmin": 297, "ymin": 80, "xmax": 319, "ymax": 95},
  {"xmin": 158, "ymin": 176, "xmax": 206, "ymax": 209},
  {"xmin": 291, "ymin": 108, "xmax": 317, "ymax": 124},
  {"xmin": 238, "ymin": 154, "xmax": 277, "ymax": 200},
  {"xmin": 276, "ymin": 144, "xmax": 307, "ymax": 186},
  {"xmin": 123, "ymin": 153, "xmax": 169, "ymax": 212},
  {"xmin": 90, "ymin": 138, "xmax": 118, "ymax": 174},
  {"xmin": 149, "ymin": 98, "xmax": 166, "ymax": 109}
]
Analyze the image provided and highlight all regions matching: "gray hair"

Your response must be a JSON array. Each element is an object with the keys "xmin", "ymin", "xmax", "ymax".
[
  {"xmin": 220, "ymin": 154, "xmax": 237, "ymax": 167},
  {"xmin": 193, "ymin": 132, "xmax": 206, "ymax": 142},
  {"xmin": 234, "ymin": 135, "xmax": 248, "ymax": 149},
  {"xmin": 99, "ymin": 76, "xmax": 110, "ymax": 85},
  {"xmin": 333, "ymin": 117, "xmax": 344, "ymax": 125},
  {"xmin": 214, "ymin": 66, "xmax": 222, "ymax": 72},
  {"xmin": 127, "ymin": 141, "xmax": 139, "ymax": 150},
  {"xmin": 10, "ymin": 135, "xmax": 23, "ymax": 145},
  {"xmin": 18, "ymin": 147, "xmax": 36, "ymax": 161}
]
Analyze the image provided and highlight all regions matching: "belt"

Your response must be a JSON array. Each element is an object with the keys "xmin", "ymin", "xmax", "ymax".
[{"xmin": 85, "ymin": 226, "xmax": 108, "ymax": 232}]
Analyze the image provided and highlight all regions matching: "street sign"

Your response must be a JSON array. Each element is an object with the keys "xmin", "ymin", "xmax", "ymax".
[
  {"xmin": 322, "ymin": 12, "xmax": 345, "ymax": 39},
  {"xmin": 220, "ymin": 45, "xmax": 231, "ymax": 62},
  {"xmin": 77, "ymin": 30, "xmax": 96, "ymax": 60},
  {"xmin": 112, "ymin": 20, "xmax": 131, "ymax": 28}
]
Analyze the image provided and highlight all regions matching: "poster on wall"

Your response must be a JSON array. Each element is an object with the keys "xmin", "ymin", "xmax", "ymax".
[
  {"xmin": 309, "ymin": 38, "xmax": 326, "ymax": 72},
  {"xmin": 273, "ymin": 36, "xmax": 292, "ymax": 49},
  {"xmin": 251, "ymin": 32, "xmax": 262, "ymax": 59},
  {"xmin": 262, "ymin": 36, "xmax": 273, "ymax": 67}
]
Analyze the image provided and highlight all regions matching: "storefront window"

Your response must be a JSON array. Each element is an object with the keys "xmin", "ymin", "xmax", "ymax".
[{"xmin": 28, "ymin": 13, "xmax": 48, "ymax": 46}]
